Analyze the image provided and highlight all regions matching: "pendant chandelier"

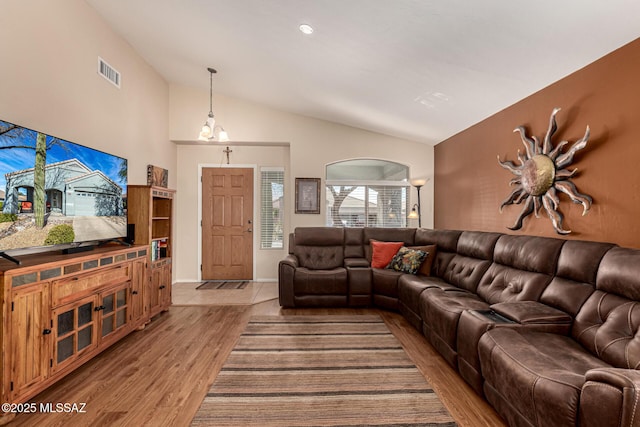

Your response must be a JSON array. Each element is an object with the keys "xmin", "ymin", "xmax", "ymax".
[{"xmin": 198, "ymin": 67, "xmax": 229, "ymax": 142}]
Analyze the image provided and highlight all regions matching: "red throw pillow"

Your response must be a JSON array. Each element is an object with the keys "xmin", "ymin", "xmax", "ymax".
[{"xmin": 371, "ymin": 241, "xmax": 404, "ymax": 268}]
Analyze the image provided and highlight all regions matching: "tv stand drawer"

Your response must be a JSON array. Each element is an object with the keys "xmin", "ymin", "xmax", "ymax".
[{"xmin": 52, "ymin": 264, "xmax": 131, "ymax": 307}]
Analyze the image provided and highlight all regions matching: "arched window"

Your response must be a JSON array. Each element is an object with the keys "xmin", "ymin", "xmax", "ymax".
[{"xmin": 325, "ymin": 159, "xmax": 409, "ymax": 228}]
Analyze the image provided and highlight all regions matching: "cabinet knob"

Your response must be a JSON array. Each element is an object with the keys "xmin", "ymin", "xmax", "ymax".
[
  {"xmin": 42, "ymin": 329, "xmax": 52, "ymax": 335},
  {"xmin": 94, "ymin": 305, "xmax": 106, "ymax": 311},
  {"xmin": 159, "ymin": 285, "xmax": 166, "ymax": 289},
  {"xmin": 132, "ymin": 290, "xmax": 139, "ymax": 295}
]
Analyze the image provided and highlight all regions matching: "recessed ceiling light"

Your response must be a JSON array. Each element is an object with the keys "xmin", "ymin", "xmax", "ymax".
[{"xmin": 299, "ymin": 24, "xmax": 314, "ymax": 35}]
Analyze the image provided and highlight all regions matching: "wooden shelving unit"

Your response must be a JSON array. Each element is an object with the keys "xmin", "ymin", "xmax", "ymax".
[
  {"xmin": 0, "ymin": 245, "xmax": 149, "ymax": 415},
  {"xmin": 127, "ymin": 186, "xmax": 174, "ymax": 317}
]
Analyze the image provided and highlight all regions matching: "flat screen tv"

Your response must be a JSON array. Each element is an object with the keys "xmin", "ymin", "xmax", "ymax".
[{"xmin": 0, "ymin": 119, "xmax": 127, "ymax": 262}]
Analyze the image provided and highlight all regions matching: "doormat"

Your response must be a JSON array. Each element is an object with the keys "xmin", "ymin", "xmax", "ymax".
[
  {"xmin": 196, "ymin": 281, "xmax": 249, "ymax": 290},
  {"xmin": 191, "ymin": 315, "xmax": 457, "ymax": 426}
]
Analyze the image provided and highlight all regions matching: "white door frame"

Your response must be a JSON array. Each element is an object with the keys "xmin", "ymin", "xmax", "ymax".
[{"xmin": 197, "ymin": 163, "xmax": 258, "ymax": 281}]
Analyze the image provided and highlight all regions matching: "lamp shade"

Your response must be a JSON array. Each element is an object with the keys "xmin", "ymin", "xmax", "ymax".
[
  {"xmin": 410, "ymin": 178, "xmax": 428, "ymax": 187},
  {"xmin": 407, "ymin": 207, "xmax": 419, "ymax": 219},
  {"xmin": 217, "ymin": 128, "xmax": 229, "ymax": 142},
  {"xmin": 198, "ymin": 113, "xmax": 215, "ymax": 141},
  {"xmin": 198, "ymin": 67, "xmax": 229, "ymax": 142}
]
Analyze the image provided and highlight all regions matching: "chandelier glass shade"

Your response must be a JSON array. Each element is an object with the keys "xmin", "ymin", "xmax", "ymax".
[{"xmin": 198, "ymin": 67, "xmax": 229, "ymax": 142}]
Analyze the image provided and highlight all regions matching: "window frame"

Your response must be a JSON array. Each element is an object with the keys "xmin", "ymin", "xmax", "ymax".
[
  {"xmin": 259, "ymin": 167, "xmax": 285, "ymax": 250},
  {"xmin": 325, "ymin": 159, "xmax": 410, "ymax": 228}
]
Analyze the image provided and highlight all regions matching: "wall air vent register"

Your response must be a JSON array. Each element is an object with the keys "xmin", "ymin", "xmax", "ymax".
[{"xmin": 97, "ymin": 56, "xmax": 121, "ymax": 88}]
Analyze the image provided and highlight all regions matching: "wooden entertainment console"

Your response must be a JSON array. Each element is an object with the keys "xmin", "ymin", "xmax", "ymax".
[{"xmin": 0, "ymin": 243, "xmax": 171, "ymax": 413}]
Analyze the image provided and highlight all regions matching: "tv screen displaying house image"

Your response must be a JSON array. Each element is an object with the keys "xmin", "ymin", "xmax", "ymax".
[{"xmin": 0, "ymin": 119, "xmax": 127, "ymax": 255}]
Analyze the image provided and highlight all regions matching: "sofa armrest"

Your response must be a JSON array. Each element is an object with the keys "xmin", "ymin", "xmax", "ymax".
[
  {"xmin": 580, "ymin": 368, "xmax": 640, "ymax": 427},
  {"xmin": 280, "ymin": 254, "xmax": 299, "ymax": 268},
  {"xmin": 490, "ymin": 301, "xmax": 572, "ymax": 325},
  {"xmin": 344, "ymin": 258, "xmax": 370, "ymax": 268},
  {"xmin": 278, "ymin": 255, "xmax": 299, "ymax": 307}
]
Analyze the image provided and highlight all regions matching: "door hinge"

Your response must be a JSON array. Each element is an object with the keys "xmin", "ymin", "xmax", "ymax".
[
  {"xmin": 200, "ymin": 264, "xmax": 202, "ymax": 271},
  {"xmin": 11, "ymin": 301, "xmax": 14, "ymax": 311},
  {"xmin": 10, "ymin": 381, "xmax": 13, "ymax": 392},
  {"xmin": 50, "ymin": 359, "xmax": 53, "ymax": 368}
]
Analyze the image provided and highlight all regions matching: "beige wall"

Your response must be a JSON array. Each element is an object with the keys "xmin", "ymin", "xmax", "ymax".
[
  {"xmin": 175, "ymin": 145, "xmax": 290, "ymax": 281},
  {"xmin": 171, "ymin": 84, "xmax": 434, "ymax": 281},
  {"xmin": 0, "ymin": 0, "xmax": 174, "ymax": 188},
  {"xmin": 1, "ymin": 0, "xmax": 434, "ymax": 283}
]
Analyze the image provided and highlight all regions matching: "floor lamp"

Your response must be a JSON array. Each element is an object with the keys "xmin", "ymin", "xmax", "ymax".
[{"xmin": 408, "ymin": 178, "xmax": 427, "ymax": 228}]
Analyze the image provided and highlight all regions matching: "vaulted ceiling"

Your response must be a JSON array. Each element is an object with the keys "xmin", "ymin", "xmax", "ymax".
[{"xmin": 86, "ymin": 0, "xmax": 640, "ymax": 144}]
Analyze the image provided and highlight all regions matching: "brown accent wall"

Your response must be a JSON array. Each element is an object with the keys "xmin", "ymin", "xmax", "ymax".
[{"xmin": 434, "ymin": 37, "xmax": 640, "ymax": 248}]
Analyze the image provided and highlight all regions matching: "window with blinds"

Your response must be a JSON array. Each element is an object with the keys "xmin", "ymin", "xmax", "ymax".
[
  {"xmin": 325, "ymin": 159, "xmax": 409, "ymax": 228},
  {"xmin": 260, "ymin": 168, "xmax": 285, "ymax": 249}
]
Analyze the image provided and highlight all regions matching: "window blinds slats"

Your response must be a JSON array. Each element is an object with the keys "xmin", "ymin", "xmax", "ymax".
[
  {"xmin": 260, "ymin": 169, "xmax": 284, "ymax": 249},
  {"xmin": 326, "ymin": 185, "xmax": 408, "ymax": 228}
]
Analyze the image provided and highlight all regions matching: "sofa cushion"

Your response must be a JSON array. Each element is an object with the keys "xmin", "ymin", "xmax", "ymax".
[
  {"xmin": 293, "ymin": 267, "xmax": 348, "ymax": 295},
  {"xmin": 572, "ymin": 290, "xmax": 640, "ymax": 369},
  {"xmin": 344, "ymin": 227, "xmax": 364, "ymax": 258},
  {"xmin": 414, "ymin": 229, "xmax": 462, "ymax": 279},
  {"xmin": 387, "ymin": 247, "xmax": 428, "ymax": 274},
  {"xmin": 420, "ymin": 287, "xmax": 489, "ymax": 367},
  {"xmin": 409, "ymin": 244, "xmax": 437, "ymax": 276},
  {"xmin": 294, "ymin": 227, "xmax": 345, "ymax": 270},
  {"xmin": 569, "ymin": 246, "xmax": 640, "ymax": 369},
  {"xmin": 294, "ymin": 226, "xmax": 344, "ymax": 246},
  {"xmin": 431, "ymin": 231, "xmax": 500, "ymax": 293},
  {"xmin": 540, "ymin": 240, "xmax": 615, "ymax": 316},
  {"xmin": 364, "ymin": 228, "xmax": 416, "ymax": 260},
  {"xmin": 414, "ymin": 229, "xmax": 461, "ymax": 252},
  {"xmin": 371, "ymin": 268, "xmax": 405, "ymax": 310},
  {"xmin": 370, "ymin": 240, "xmax": 404, "ymax": 268},
  {"xmin": 596, "ymin": 246, "xmax": 640, "ymax": 301},
  {"xmin": 476, "ymin": 264, "xmax": 553, "ymax": 304},
  {"xmin": 372, "ymin": 268, "xmax": 404, "ymax": 297},
  {"xmin": 398, "ymin": 274, "xmax": 451, "ymax": 330},
  {"xmin": 493, "ymin": 234, "xmax": 564, "ymax": 275},
  {"xmin": 475, "ymin": 235, "xmax": 565, "ymax": 305},
  {"xmin": 479, "ymin": 328, "xmax": 610, "ymax": 427},
  {"xmin": 456, "ymin": 231, "xmax": 502, "ymax": 260},
  {"xmin": 442, "ymin": 256, "xmax": 492, "ymax": 293}
]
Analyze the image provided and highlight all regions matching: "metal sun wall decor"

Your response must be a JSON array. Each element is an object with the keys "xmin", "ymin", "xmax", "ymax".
[{"xmin": 497, "ymin": 108, "xmax": 592, "ymax": 235}]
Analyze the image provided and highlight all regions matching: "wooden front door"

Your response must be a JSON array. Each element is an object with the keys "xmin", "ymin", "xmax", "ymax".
[{"xmin": 201, "ymin": 168, "xmax": 253, "ymax": 280}]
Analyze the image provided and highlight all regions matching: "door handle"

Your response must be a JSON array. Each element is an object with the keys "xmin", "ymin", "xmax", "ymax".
[{"xmin": 246, "ymin": 228, "xmax": 252, "ymax": 233}]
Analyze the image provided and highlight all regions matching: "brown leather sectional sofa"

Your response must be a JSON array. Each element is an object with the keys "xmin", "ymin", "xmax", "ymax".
[{"xmin": 278, "ymin": 227, "xmax": 640, "ymax": 427}]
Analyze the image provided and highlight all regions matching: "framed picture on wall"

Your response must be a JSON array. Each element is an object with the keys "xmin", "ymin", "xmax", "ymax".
[
  {"xmin": 295, "ymin": 178, "xmax": 321, "ymax": 214},
  {"xmin": 147, "ymin": 164, "xmax": 168, "ymax": 188}
]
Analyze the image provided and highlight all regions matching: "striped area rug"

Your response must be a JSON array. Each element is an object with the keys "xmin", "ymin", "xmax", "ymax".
[{"xmin": 191, "ymin": 315, "xmax": 457, "ymax": 426}]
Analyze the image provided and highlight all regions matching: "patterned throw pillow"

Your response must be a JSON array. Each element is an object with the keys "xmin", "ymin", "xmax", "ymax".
[
  {"xmin": 386, "ymin": 247, "xmax": 429, "ymax": 275},
  {"xmin": 409, "ymin": 244, "xmax": 437, "ymax": 276}
]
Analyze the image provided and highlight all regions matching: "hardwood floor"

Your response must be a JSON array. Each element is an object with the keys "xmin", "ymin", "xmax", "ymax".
[{"xmin": 8, "ymin": 298, "xmax": 505, "ymax": 427}]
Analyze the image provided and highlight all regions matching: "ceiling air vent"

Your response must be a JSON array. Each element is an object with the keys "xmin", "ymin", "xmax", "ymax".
[{"xmin": 97, "ymin": 56, "xmax": 121, "ymax": 88}]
